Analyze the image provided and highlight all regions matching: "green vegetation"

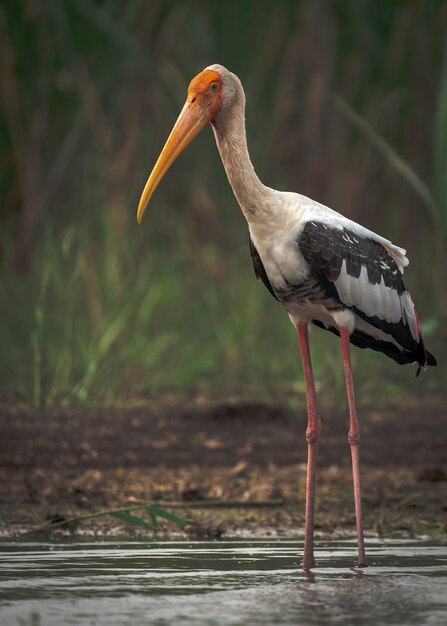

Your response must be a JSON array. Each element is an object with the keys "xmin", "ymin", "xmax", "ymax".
[
  {"xmin": 29, "ymin": 502, "xmax": 187, "ymax": 534},
  {"xmin": 0, "ymin": 1, "xmax": 445, "ymax": 407}
]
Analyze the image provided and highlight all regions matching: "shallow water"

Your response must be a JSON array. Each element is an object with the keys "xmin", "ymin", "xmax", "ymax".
[{"xmin": 0, "ymin": 539, "xmax": 446, "ymax": 625}]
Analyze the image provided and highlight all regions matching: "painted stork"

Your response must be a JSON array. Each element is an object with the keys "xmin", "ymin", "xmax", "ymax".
[{"xmin": 137, "ymin": 64, "xmax": 437, "ymax": 569}]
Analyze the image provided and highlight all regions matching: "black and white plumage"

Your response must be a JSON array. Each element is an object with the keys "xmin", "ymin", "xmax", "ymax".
[
  {"xmin": 136, "ymin": 63, "xmax": 437, "ymax": 569},
  {"xmin": 250, "ymin": 216, "xmax": 436, "ymax": 373}
]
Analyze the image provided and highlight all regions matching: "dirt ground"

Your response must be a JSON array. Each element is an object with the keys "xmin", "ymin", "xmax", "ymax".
[{"xmin": 0, "ymin": 391, "xmax": 446, "ymax": 540}]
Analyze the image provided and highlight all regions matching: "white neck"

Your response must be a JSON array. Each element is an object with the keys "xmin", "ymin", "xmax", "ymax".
[{"xmin": 211, "ymin": 86, "xmax": 274, "ymax": 224}]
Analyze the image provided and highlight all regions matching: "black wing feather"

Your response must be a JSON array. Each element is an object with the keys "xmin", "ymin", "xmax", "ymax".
[
  {"xmin": 298, "ymin": 221, "xmax": 436, "ymax": 369},
  {"xmin": 299, "ymin": 221, "xmax": 405, "ymax": 295}
]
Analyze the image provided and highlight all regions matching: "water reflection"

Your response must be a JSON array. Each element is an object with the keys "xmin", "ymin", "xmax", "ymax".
[{"xmin": 0, "ymin": 540, "xmax": 446, "ymax": 625}]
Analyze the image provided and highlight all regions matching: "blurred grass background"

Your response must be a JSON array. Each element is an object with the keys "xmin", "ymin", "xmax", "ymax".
[{"xmin": 0, "ymin": 0, "xmax": 445, "ymax": 407}]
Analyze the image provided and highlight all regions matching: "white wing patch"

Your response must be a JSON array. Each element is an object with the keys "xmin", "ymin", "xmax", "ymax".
[{"xmin": 334, "ymin": 263, "xmax": 419, "ymax": 339}]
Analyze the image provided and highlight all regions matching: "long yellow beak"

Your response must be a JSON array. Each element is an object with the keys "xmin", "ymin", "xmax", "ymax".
[{"xmin": 137, "ymin": 100, "xmax": 210, "ymax": 223}]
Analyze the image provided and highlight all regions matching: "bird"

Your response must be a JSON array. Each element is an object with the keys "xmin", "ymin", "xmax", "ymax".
[{"xmin": 136, "ymin": 64, "xmax": 437, "ymax": 569}]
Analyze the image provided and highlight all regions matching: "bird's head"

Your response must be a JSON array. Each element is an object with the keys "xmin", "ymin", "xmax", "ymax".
[{"xmin": 137, "ymin": 66, "xmax": 228, "ymax": 224}]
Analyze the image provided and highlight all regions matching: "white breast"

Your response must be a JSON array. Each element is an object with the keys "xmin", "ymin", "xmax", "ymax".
[{"xmin": 247, "ymin": 191, "xmax": 312, "ymax": 288}]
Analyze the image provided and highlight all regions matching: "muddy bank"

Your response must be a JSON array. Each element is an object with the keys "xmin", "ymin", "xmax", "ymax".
[{"xmin": 0, "ymin": 393, "xmax": 446, "ymax": 539}]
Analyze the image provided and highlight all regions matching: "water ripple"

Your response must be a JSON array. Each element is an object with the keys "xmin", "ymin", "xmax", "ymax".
[{"xmin": 0, "ymin": 539, "xmax": 446, "ymax": 625}]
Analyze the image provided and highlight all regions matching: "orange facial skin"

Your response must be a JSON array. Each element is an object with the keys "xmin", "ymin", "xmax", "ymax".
[
  {"xmin": 187, "ymin": 70, "xmax": 223, "ymax": 123},
  {"xmin": 137, "ymin": 70, "xmax": 223, "ymax": 223}
]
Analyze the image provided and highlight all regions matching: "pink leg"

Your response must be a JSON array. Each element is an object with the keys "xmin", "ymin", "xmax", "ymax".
[
  {"xmin": 340, "ymin": 327, "xmax": 368, "ymax": 567},
  {"xmin": 297, "ymin": 323, "xmax": 321, "ymax": 570}
]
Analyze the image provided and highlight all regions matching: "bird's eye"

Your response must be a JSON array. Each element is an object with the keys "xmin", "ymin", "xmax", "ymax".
[{"xmin": 210, "ymin": 82, "xmax": 218, "ymax": 92}]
